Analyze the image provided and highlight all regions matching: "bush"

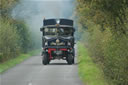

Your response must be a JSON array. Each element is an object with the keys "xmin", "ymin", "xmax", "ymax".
[
  {"xmin": 11, "ymin": 20, "xmax": 32, "ymax": 52},
  {"xmin": 102, "ymin": 33, "xmax": 128, "ymax": 85},
  {"xmin": 0, "ymin": 18, "xmax": 20, "ymax": 62},
  {"xmin": 0, "ymin": 17, "xmax": 33, "ymax": 63},
  {"xmin": 80, "ymin": 27, "xmax": 128, "ymax": 85},
  {"xmin": 0, "ymin": 0, "xmax": 33, "ymax": 63},
  {"xmin": 77, "ymin": 0, "xmax": 128, "ymax": 85}
]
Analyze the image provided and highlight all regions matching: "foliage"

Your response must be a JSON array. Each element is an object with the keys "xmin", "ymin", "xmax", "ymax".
[
  {"xmin": 0, "ymin": 17, "xmax": 33, "ymax": 63},
  {"xmin": 0, "ymin": 0, "xmax": 19, "ymax": 17},
  {"xmin": 77, "ymin": 0, "xmax": 128, "ymax": 85},
  {"xmin": 11, "ymin": 19, "xmax": 32, "ymax": 52},
  {"xmin": 0, "ymin": 17, "xmax": 20, "ymax": 62},
  {"xmin": 102, "ymin": 33, "xmax": 128, "ymax": 85},
  {"xmin": 78, "ymin": 42, "xmax": 109, "ymax": 85},
  {"xmin": 0, "ymin": 0, "xmax": 33, "ymax": 63},
  {"xmin": 77, "ymin": 0, "xmax": 128, "ymax": 34}
]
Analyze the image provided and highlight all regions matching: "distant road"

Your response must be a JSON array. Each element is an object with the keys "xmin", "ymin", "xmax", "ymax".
[{"xmin": 0, "ymin": 55, "xmax": 83, "ymax": 85}]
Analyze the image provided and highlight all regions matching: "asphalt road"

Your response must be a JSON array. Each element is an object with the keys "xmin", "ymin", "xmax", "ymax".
[{"xmin": 0, "ymin": 55, "xmax": 83, "ymax": 85}]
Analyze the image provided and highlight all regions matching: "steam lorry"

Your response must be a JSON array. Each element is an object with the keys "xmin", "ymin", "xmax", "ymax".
[{"xmin": 40, "ymin": 19, "xmax": 75, "ymax": 65}]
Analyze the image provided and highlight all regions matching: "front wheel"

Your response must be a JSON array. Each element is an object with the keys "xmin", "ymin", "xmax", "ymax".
[
  {"xmin": 72, "ymin": 57, "xmax": 75, "ymax": 64},
  {"xmin": 42, "ymin": 53, "xmax": 49, "ymax": 65},
  {"xmin": 67, "ymin": 54, "xmax": 73, "ymax": 65}
]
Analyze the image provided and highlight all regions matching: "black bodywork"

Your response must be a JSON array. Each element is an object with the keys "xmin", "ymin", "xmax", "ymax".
[{"xmin": 40, "ymin": 19, "xmax": 75, "ymax": 65}]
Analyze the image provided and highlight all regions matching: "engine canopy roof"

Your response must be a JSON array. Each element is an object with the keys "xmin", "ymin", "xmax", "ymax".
[{"xmin": 43, "ymin": 19, "xmax": 73, "ymax": 27}]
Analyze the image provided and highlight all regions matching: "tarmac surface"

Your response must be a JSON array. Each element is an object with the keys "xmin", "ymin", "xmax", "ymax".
[{"xmin": 0, "ymin": 55, "xmax": 83, "ymax": 85}]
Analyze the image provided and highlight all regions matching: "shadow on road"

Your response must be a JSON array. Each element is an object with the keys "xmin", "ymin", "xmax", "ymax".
[{"xmin": 48, "ymin": 63, "xmax": 78, "ymax": 65}]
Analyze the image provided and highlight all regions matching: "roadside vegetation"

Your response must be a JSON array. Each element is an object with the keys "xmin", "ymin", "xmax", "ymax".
[
  {"xmin": 76, "ymin": 0, "xmax": 128, "ymax": 85},
  {"xmin": 0, "ymin": 49, "xmax": 40, "ymax": 73},
  {"xmin": 78, "ymin": 42, "xmax": 109, "ymax": 85},
  {"xmin": 0, "ymin": 1, "xmax": 38, "ymax": 65}
]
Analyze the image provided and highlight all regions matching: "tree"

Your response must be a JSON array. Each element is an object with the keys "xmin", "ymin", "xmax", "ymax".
[{"xmin": 76, "ymin": 0, "xmax": 128, "ymax": 85}]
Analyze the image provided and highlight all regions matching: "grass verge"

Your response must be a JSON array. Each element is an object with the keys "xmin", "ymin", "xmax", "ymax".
[
  {"xmin": 78, "ymin": 42, "xmax": 109, "ymax": 85},
  {"xmin": 0, "ymin": 49, "xmax": 40, "ymax": 73}
]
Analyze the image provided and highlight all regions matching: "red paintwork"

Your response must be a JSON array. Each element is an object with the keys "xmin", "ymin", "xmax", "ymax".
[
  {"xmin": 60, "ymin": 48, "xmax": 67, "ymax": 51},
  {"xmin": 48, "ymin": 48, "xmax": 67, "ymax": 59},
  {"xmin": 48, "ymin": 48, "xmax": 56, "ymax": 59}
]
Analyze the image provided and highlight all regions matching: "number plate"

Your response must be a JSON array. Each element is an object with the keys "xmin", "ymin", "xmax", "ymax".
[{"xmin": 54, "ymin": 51, "xmax": 62, "ymax": 55}]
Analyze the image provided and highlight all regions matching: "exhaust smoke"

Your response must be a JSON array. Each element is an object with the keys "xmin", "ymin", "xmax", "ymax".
[{"xmin": 12, "ymin": 0, "xmax": 75, "ymax": 48}]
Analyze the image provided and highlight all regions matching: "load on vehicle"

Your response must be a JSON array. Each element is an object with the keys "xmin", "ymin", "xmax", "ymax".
[{"xmin": 40, "ymin": 19, "xmax": 75, "ymax": 65}]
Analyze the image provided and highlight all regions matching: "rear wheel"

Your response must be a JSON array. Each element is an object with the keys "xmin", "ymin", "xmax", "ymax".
[{"xmin": 42, "ymin": 53, "xmax": 49, "ymax": 65}]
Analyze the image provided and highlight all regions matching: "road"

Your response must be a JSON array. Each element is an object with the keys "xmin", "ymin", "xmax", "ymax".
[{"xmin": 0, "ymin": 55, "xmax": 83, "ymax": 85}]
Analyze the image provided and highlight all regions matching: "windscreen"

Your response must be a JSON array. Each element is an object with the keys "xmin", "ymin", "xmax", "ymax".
[{"xmin": 44, "ymin": 27, "xmax": 73, "ymax": 36}]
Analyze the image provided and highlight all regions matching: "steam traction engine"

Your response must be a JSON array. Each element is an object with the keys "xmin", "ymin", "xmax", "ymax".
[{"xmin": 40, "ymin": 19, "xmax": 75, "ymax": 65}]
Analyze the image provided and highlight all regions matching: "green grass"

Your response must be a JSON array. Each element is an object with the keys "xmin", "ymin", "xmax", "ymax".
[
  {"xmin": 78, "ymin": 42, "xmax": 109, "ymax": 85},
  {"xmin": 0, "ymin": 49, "xmax": 40, "ymax": 73}
]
